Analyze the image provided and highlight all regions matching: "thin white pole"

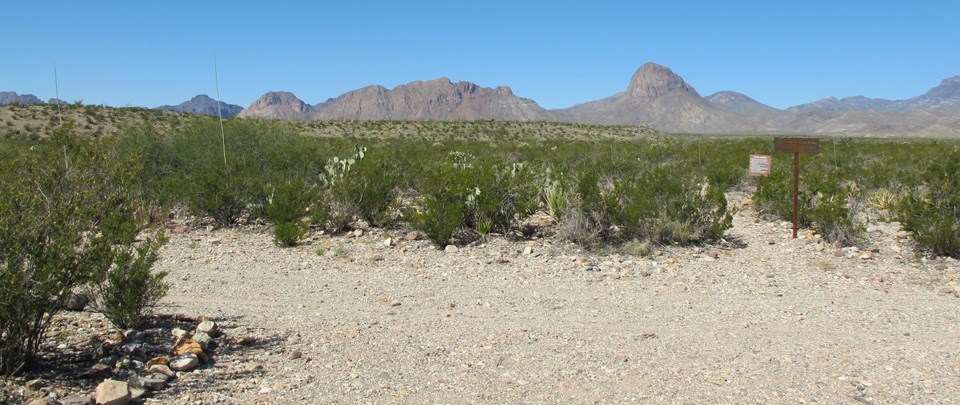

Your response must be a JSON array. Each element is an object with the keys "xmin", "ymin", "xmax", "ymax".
[
  {"xmin": 54, "ymin": 63, "xmax": 63, "ymax": 126},
  {"xmin": 213, "ymin": 50, "xmax": 227, "ymax": 166},
  {"xmin": 55, "ymin": 63, "xmax": 68, "ymax": 171}
]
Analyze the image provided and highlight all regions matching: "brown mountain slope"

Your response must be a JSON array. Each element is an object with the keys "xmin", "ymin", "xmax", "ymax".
[
  {"xmin": 237, "ymin": 91, "xmax": 313, "ymax": 120},
  {"xmin": 556, "ymin": 63, "xmax": 761, "ymax": 133},
  {"xmin": 309, "ymin": 78, "xmax": 554, "ymax": 121}
]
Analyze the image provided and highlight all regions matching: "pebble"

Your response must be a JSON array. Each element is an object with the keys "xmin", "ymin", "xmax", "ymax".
[{"xmin": 289, "ymin": 350, "xmax": 303, "ymax": 360}]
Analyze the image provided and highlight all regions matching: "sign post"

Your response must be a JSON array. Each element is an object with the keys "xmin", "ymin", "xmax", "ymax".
[
  {"xmin": 748, "ymin": 154, "xmax": 772, "ymax": 193},
  {"xmin": 773, "ymin": 137, "xmax": 820, "ymax": 238}
]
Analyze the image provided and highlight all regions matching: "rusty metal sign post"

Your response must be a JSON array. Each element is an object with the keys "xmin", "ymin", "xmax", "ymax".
[{"xmin": 773, "ymin": 137, "xmax": 820, "ymax": 238}]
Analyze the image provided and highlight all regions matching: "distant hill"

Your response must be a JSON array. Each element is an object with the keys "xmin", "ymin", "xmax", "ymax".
[
  {"xmin": 7, "ymin": 65, "xmax": 960, "ymax": 136},
  {"xmin": 556, "ymin": 63, "xmax": 769, "ymax": 133},
  {"xmin": 239, "ymin": 79, "xmax": 554, "ymax": 122},
  {"xmin": 0, "ymin": 92, "xmax": 45, "ymax": 105},
  {"xmin": 237, "ymin": 91, "xmax": 314, "ymax": 120},
  {"xmin": 157, "ymin": 95, "xmax": 243, "ymax": 117}
]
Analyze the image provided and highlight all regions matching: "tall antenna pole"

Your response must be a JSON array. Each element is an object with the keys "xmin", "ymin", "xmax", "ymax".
[
  {"xmin": 54, "ymin": 63, "xmax": 63, "ymax": 126},
  {"xmin": 213, "ymin": 50, "xmax": 227, "ymax": 166},
  {"xmin": 55, "ymin": 63, "xmax": 68, "ymax": 171}
]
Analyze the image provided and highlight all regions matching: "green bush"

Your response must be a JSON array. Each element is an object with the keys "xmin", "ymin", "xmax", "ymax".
[
  {"xmin": 90, "ymin": 236, "xmax": 169, "ymax": 329},
  {"xmin": 411, "ymin": 164, "xmax": 472, "ymax": 246},
  {"xmin": 265, "ymin": 179, "xmax": 316, "ymax": 246},
  {"xmin": 0, "ymin": 123, "xmax": 151, "ymax": 375},
  {"xmin": 897, "ymin": 153, "xmax": 960, "ymax": 258},
  {"xmin": 602, "ymin": 168, "xmax": 732, "ymax": 244},
  {"xmin": 273, "ymin": 221, "xmax": 307, "ymax": 247}
]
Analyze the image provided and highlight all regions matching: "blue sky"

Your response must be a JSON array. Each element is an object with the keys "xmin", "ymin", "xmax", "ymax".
[{"xmin": 3, "ymin": 1, "xmax": 958, "ymax": 110}]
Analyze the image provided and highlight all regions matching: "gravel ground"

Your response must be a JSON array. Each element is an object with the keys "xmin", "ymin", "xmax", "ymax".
[{"xmin": 146, "ymin": 201, "xmax": 960, "ymax": 404}]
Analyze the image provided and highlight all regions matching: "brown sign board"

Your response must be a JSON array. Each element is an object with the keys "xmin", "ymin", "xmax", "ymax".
[
  {"xmin": 749, "ymin": 155, "xmax": 772, "ymax": 176},
  {"xmin": 774, "ymin": 137, "xmax": 820, "ymax": 154}
]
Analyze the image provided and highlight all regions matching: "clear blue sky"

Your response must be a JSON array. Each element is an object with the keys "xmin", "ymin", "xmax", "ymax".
[{"xmin": 3, "ymin": 1, "xmax": 958, "ymax": 110}]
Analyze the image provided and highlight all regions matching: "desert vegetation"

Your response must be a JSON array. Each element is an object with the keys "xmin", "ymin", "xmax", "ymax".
[{"xmin": 2, "ymin": 112, "xmax": 959, "ymax": 376}]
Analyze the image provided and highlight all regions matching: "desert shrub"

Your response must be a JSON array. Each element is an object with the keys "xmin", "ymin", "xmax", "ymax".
[
  {"xmin": 328, "ymin": 158, "xmax": 400, "ymax": 228},
  {"xmin": 273, "ymin": 221, "xmax": 307, "ymax": 247},
  {"xmin": 411, "ymin": 162, "xmax": 473, "ymax": 245},
  {"xmin": 755, "ymin": 162, "xmax": 863, "ymax": 246},
  {"xmin": 897, "ymin": 152, "xmax": 960, "ymax": 258},
  {"xmin": 0, "ymin": 123, "xmax": 153, "ymax": 375},
  {"xmin": 265, "ymin": 179, "xmax": 316, "ymax": 246},
  {"xmin": 90, "ymin": 236, "xmax": 169, "ymax": 329},
  {"xmin": 603, "ymin": 168, "xmax": 732, "ymax": 244},
  {"xmin": 467, "ymin": 161, "xmax": 540, "ymax": 235}
]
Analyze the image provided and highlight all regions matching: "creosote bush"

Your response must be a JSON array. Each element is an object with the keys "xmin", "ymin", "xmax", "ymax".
[
  {"xmin": 0, "ymin": 122, "xmax": 164, "ymax": 375},
  {"xmin": 90, "ymin": 236, "xmax": 169, "ymax": 329},
  {"xmin": 897, "ymin": 150, "xmax": 960, "ymax": 258}
]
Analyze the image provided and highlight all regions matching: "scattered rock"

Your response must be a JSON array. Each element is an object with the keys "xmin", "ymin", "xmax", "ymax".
[
  {"xmin": 234, "ymin": 336, "xmax": 256, "ymax": 346},
  {"xmin": 288, "ymin": 350, "xmax": 303, "ymax": 360},
  {"xmin": 59, "ymin": 394, "xmax": 95, "ymax": 405},
  {"xmin": 196, "ymin": 320, "xmax": 218, "ymax": 336},
  {"xmin": 444, "ymin": 245, "xmax": 459, "ymax": 253},
  {"xmin": 65, "ymin": 293, "xmax": 89, "ymax": 311},
  {"xmin": 144, "ymin": 357, "xmax": 169, "ymax": 368},
  {"xmin": 146, "ymin": 364, "xmax": 176, "ymax": 379},
  {"xmin": 26, "ymin": 379, "xmax": 46, "ymax": 391},
  {"xmin": 169, "ymin": 353, "xmax": 200, "ymax": 372},
  {"xmin": 126, "ymin": 377, "xmax": 146, "ymax": 402},
  {"xmin": 173, "ymin": 336, "xmax": 207, "ymax": 363},
  {"xmin": 192, "ymin": 332, "xmax": 212, "ymax": 350},
  {"xmin": 95, "ymin": 380, "xmax": 131, "ymax": 405},
  {"xmin": 140, "ymin": 374, "xmax": 169, "ymax": 391},
  {"xmin": 80, "ymin": 363, "xmax": 113, "ymax": 379}
]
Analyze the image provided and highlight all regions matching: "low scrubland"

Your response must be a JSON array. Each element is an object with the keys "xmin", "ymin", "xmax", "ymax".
[{"xmin": 1, "ymin": 115, "xmax": 959, "ymax": 376}]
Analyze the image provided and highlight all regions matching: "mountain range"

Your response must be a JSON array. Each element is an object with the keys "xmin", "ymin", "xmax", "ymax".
[
  {"xmin": 157, "ymin": 95, "xmax": 243, "ymax": 117},
  {"xmin": 235, "ymin": 63, "xmax": 960, "ymax": 136},
  {"xmin": 4, "ymin": 64, "xmax": 959, "ymax": 136}
]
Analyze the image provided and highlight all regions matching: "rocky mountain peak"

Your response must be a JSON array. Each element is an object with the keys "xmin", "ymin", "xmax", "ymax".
[
  {"xmin": 237, "ymin": 91, "xmax": 312, "ymax": 119},
  {"xmin": 626, "ymin": 62, "xmax": 697, "ymax": 98}
]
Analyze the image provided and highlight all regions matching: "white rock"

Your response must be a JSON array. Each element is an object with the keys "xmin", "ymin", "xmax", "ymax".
[
  {"xmin": 95, "ymin": 380, "xmax": 131, "ymax": 405},
  {"xmin": 196, "ymin": 320, "xmax": 218, "ymax": 336},
  {"xmin": 169, "ymin": 353, "xmax": 199, "ymax": 371},
  {"xmin": 522, "ymin": 246, "xmax": 533, "ymax": 255}
]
